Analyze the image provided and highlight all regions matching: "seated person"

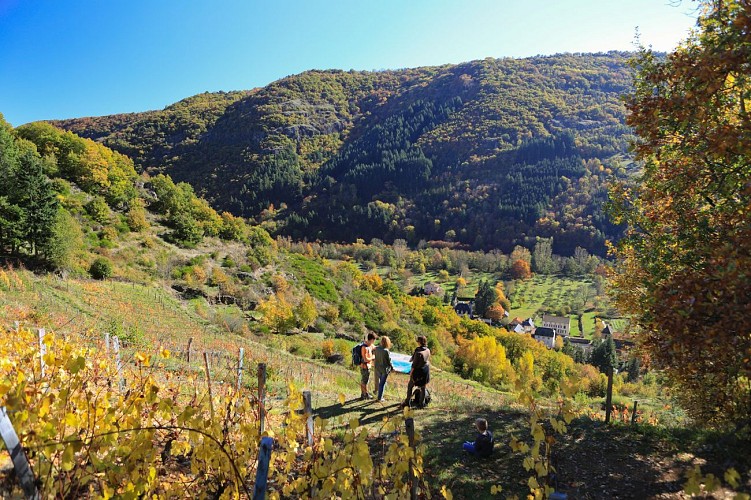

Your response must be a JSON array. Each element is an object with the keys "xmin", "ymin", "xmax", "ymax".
[{"xmin": 462, "ymin": 418, "xmax": 494, "ymax": 458}]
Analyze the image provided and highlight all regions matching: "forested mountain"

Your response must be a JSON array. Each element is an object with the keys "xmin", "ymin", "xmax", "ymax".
[{"xmin": 51, "ymin": 52, "xmax": 635, "ymax": 255}]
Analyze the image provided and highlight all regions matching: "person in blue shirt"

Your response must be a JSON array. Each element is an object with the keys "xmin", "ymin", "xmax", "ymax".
[{"xmin": 463, "ymin": 418, "xmax": 494, "ymax": 457}]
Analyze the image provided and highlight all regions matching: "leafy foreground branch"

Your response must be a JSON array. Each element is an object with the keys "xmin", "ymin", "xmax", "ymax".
[{"xmin": 0, "ymin": 326, "xmax": 444, "ymax": 499}]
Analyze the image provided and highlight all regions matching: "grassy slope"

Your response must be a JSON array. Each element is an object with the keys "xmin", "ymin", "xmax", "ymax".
[{"xmin": 2, "ymin": 269, "xmax": 748, "ymax": 498}]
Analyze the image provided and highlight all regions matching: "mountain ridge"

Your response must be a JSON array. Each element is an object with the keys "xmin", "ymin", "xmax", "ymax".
[{"xmin": 50, "ymin": 51, "xmax": 635, "ymax": 255}]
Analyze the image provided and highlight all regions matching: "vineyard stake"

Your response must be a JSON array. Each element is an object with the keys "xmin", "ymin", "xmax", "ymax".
[
  {"xmin": 113, "ymin": 336, "xmax": 124, "ymax": 391},
  {"xmin": 104, "ymin": 332, "xmax": 110, "ymax": 354},
  {"xmin": 236, "ymin": 348, "xmax": 245, "ymax": 392},
  {"xmin": 406, "ymin": 417, "xmax": 418, "ymax": 499},
  {"xmin": 303, "ymin": 391, "xmax": 314, "ymax": 446},
  {"xmin": 258, "ymin": 363, "xmax": 267, "ymax": 434},
  {"xmin": 187, "ymin": 337, "xmax": 193, "ymax": 364},
  {"xmin": 0, "ymin": 407, "xmax": 40, "ymax": 500},
  {"xmin": 605, "ymin": 367, "xmax": 614, "ymax": 424},
  {"xmin": 253, "ymin": 436, "xmax": 274, "ymax": 500},
  {"xmin": 38, "ymin": 328, "xmax": 46, "ymax": 378},
  {"xmin": 631, "ymin": 400, "xmax": 639, "ymax": 425},
  {"xmin": 204, "ymin": 352, "xmax": 215, "ymax": 419}
]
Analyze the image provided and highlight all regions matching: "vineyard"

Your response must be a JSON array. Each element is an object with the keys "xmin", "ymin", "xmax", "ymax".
[{"xmin": 0, "ymin": 267, "xmax": 494, "ymax": 499}]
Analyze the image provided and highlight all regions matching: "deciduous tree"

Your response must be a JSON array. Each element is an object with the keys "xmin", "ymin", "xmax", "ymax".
[
  {"xmin": 610, "ymin": 0, "xmax": 751, "ymax": 426},
  {"xmin": 510, "ymin": 259, "xmax": 532, "ymax": 280}
]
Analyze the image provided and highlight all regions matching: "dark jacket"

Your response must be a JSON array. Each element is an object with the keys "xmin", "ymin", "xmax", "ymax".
[
  {"xmin": 474, "ymin": 430, "xmax": 494, "ymax": 457},
  {"xmin": 410, "ymin": 346, "xmax": 431, "ymax": 386}
]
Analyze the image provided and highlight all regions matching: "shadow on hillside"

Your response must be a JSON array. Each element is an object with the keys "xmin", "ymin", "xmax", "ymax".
[
  {"xmin": 417, "ymin": 404, "xmax": 530, "ymax": 499},
  {"xmin": 315, "ymin": 398, "xmax": 403, "ymax": 427},
  {"xmin": 419, "ymin": 408, "xmax": 751, "ymax": 499}
]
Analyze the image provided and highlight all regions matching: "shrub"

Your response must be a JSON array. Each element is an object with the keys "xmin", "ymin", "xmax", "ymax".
[{"xmin": 89, "ymin": 257, "xmax": 113, "ymax": 280}]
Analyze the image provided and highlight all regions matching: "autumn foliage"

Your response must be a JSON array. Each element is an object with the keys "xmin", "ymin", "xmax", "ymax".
[
  {"xmin": 611, "ymin": 0, "xmax": 751, "ymax": 426},
  {"xmin": 510, "ymin": 259, "xmax": 532, "ymax": 280}
]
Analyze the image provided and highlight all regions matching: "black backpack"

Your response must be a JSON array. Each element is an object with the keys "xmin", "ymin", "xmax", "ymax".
[
  {"xmin": 351, "ymin": 342, "xmax": 364, "ymax": 366},
  {"xmin": 410, "ymin": 386, "xmax": 431, "ymax": 409}
]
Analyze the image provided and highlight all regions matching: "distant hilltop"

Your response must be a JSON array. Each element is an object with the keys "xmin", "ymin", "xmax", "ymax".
[{"xmin": 51, "ymin": 52, "xmax": 634, "ymax": 255}]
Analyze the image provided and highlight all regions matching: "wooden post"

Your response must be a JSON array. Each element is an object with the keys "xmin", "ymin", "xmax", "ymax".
[
  {"xmin": 236, "ymin": 348, "xmax": 245, "ymax": 392},
  {"xmin": 406, "ymin": 417, "xmax": 418, "ymax": 500},
  {"xmin": 0, "ymin": 407, "xmax": 40, "ymax": 500},
  {"xmin": 631, "ymin": 400, "xmax": 639, "ymax": 425},
  {"xmin": 203, "ymin": 352, "xmax": 215, "ymax": 419},
  {"xmin": 303, "ymin": 391, "xmax": 314, "ymax": 446},
  {"xmin": 186, "ymin": 337, "xmax": 193, "ymax": 363},
  {"xmin": 38, "ymin": 328, "xmax": 46, "ymax": 378},
  {"xmin": 605, "ymin": 367, "xmax": 614, "ymax": 424},
  {"xmin": 13, "ymin": 320, "xmax": 19, "ymax": 333},
  {"xmin": 104, "ymin": 332, "xmax": 110, "ymax": 354},
  {"xmin": 253, "ymin": 436, "xmax": 274, "ymax": 500},
  {"xmin": 113, "ymin": 336, "xmax": 123, "ymax": 390},
  {"xmin": 258, "ymin": 363, "xmax": 267, "ymax": 434}
]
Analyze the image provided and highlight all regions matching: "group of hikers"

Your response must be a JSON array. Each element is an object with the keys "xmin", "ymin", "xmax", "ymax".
[
  {"xmin": 354, "ymin": 332, "xmax": 493, "ymax": 457},
  {"xmin": 355, "ymin": 332, "xmax": 430, "ymax": 407}
]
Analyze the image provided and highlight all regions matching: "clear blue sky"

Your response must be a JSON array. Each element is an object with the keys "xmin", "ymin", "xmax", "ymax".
[{"xmin": 0, "ymin": 0, "xmax": 699, "ymax": 126}]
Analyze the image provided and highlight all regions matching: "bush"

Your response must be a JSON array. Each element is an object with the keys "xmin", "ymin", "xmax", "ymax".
[{"xmin": 89, "ymin": 257, "xmax": 113, "ymax": 280}]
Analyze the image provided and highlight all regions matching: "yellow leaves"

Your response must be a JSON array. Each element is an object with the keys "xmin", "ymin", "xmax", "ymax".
[
  {"xmin": 61, "ymin": 445, "xmax": 75, "ymax": 471},
  {"xmin": 0, "ymin": 321, "xmax": 439, "ymax": 498},
  {"xmin": 134, "ymin": 352, "xmax": 151, "ymax": 365},
  {"xmin": 534, "ymin": 461, "xmax": 548, "ymax": 477},
  {"xmin": 724, "ymin": 467, "xmax": 740, "ymax": 489},
  {"xmin": 337, "ymin": 393, "xmax": 346, "ymax": 405},
  {"xmin": 38, "ymin": 397, "xmax": 51, "ymax": 418},
  {"xmin": 527, "ymin": 476, "xmax": 539, "ymax": 490},
  {"xmin": 66, "ymin": 355, "xmax": 86, "ymax": 374},
  {"xmin": 490, "ymin": 484, "xmax": 503, "ymax": 495},
  {"xmin": 549, "ymin": 417, "xmax": 567, "ymax": 435},
  {"xmin": 440, "ymin": 484, "xmax": 453, "ymax": 499},
  {"xmin": 531, "ymin": 423, "xmax": 545, "ymax": 443}
]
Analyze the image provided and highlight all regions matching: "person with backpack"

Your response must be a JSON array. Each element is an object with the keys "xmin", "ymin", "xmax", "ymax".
[
  {"xmin": 403, "ymin": 335, "xmax": 430, "ymax": 408},
  {"xmin": 355, "ymin": 332, "xmax": 377, "ymax": 400},
  {"xmin": 374, "ymin": 336, "xmax": 395, "ymax": 402}
]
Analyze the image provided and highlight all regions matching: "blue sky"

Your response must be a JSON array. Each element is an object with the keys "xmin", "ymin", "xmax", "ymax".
[{"xmin": 0, "ymin": 0, "xmax": 699, "ymax": 126}]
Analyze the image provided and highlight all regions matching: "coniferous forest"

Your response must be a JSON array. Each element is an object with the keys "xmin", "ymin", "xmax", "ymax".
[{"xmin": 52, "ymin": 52, "xmax": 634, "ymax": 256}]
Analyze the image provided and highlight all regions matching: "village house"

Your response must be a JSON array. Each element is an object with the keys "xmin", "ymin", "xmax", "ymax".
[
  {"xmin": 509, "ymin": 323, "xmax": 525, "ymax": 334},
  {"xmin": 542, "ymin": 314, "xmax": 571, "ymax": 336},
  {"xmin": 521, "ymin": 318, "xmax": 535, "ymax": 333},
  {"xmin": 424, "ymin": 282, "xmax": 443, "ymax": 295},
  {"xmin": 533, "ymin": 327, "xmax": 556, "ymax": 348}
]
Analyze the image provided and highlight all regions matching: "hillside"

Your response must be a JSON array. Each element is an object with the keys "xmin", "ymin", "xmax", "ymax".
[
  {"xmin": 1, "ymin": 113, "xmax": 749, "ymax": 497},
  {"xmin": 51, "ymin": 52, "xmax": 634, "ymax": 256}
]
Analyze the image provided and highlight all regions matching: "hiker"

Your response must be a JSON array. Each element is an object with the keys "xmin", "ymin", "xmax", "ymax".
[
  {"xmin": 374, "ymin": 335, "xmax": 395, "ymax": 402},
  {"xmin": 359, "ymin": 332, "xmax": 377, "ymax": 400},
  {"xmin": 404, "ymin": 335, "xmax": 430, "ymax": 407},
  {"xmin": 462, "ymin": 417, "xmax": 494, "ymax": 457}
]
